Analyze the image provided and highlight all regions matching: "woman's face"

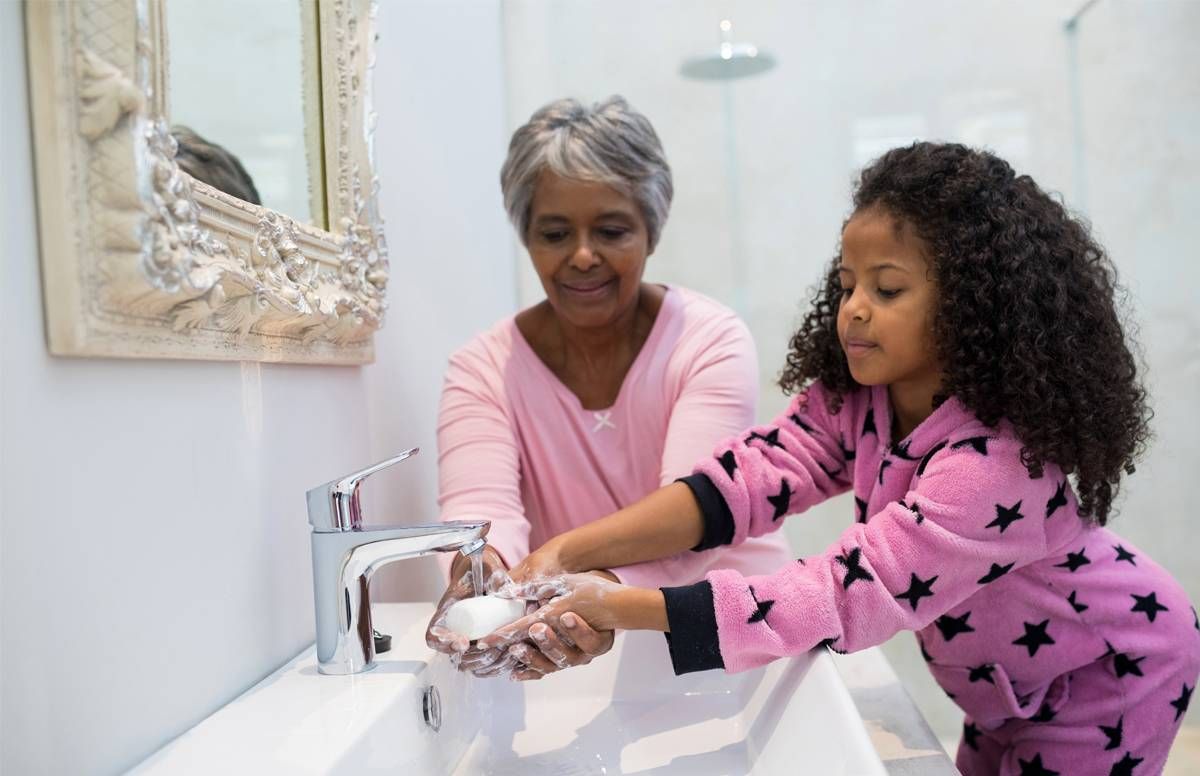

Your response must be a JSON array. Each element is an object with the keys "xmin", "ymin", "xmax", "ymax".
[{"xmin": 525, "ymin": 171, "xmax": 651, "ymax": 330}]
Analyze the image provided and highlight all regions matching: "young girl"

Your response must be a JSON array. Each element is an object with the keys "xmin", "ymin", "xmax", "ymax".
[{"xmin": 479, "ymin": 142, "xmax": 1200, "ymax": 775}]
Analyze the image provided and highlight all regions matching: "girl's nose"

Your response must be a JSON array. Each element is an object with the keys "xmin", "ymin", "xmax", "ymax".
[{"xmin": 842, "ymin": 288, "xmax": 869, "ymax": 321}]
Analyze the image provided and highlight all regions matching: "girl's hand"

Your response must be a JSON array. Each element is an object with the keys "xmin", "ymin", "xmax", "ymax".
[
  {"xmin": 504, "ymin": 612, "xmax": 615, "ymax": 681},
  {"xmin": 477, "ymin": 573, "xmax": 665, "ymax": 655},
  {"xmin": 505, "ymin": 536, "xmax": 571, "ymax": 586}
]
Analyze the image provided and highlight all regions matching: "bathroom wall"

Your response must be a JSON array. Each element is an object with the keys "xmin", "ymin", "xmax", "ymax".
[
  {"xmin": 0, "ymin": 1, "xmax": 514, "ymax": 773},
  {"xmin": 502, "ymin": 0, "xmax": 1200, "ymax": 743}
]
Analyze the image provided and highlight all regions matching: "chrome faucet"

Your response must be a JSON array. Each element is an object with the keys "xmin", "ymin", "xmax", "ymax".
[{"xmin": 306, "ymin": 448, "xmax": 489, "ymax": 675}]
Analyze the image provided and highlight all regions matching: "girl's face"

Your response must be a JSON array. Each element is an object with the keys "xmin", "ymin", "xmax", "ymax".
[
  {"xmin": 836, "ymin": 206, "xmax": 942, "ymax": 394},
  {"xmin": 525, "ymin": 171, "xmax": 650, "ymax": 331}
]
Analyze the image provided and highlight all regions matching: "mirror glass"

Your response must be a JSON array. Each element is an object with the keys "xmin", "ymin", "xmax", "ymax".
[{"xmin": 166, "ymin": 0, "xmax": 325, "ymax": 228}]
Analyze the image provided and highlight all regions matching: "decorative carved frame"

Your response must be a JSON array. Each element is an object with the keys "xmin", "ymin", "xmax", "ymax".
[{"xmin": 25, "ymin": 0, "xmax": 388, "ymax": 364}]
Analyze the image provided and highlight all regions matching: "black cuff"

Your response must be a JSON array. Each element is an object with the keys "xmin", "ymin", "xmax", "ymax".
[
  {"xmin": 660, "ymin": 580, "xmax": 724, "ymax": 675},
  {"xmin": 677, "ymin": 473, "xmax": 735, "ymax": 551}
]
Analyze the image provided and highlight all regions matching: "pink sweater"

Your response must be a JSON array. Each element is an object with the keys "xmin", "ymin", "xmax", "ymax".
[{"xmin": 436, "ymin": 286, "xmax": 792, "ymax": 588}]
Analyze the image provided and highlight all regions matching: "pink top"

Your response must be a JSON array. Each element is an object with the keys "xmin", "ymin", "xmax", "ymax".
[{"xmin": 436, "ymin": 285, "xmax": 792, "ymax": 588}]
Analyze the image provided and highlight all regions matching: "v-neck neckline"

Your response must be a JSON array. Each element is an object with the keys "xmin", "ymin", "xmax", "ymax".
[
  {"xmin": 871, "ymin": 384, "xmax": 965, "ymax": 456},
  {"xmin": 511, "ymin": 285, "xmax": 675, "ymax": 414}
]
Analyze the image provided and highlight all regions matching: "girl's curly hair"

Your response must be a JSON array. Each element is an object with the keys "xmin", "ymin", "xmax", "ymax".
[{"xmin": 779, "ymin": 142, "xmax": 1151, "ymax": 524}]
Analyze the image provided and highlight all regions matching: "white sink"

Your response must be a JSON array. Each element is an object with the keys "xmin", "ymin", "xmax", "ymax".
[{"xmin": 133, "ymin": 603, "xmax": 886, "ymax": 775}]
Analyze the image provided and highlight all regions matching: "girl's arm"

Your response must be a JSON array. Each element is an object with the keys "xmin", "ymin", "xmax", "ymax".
[{"xmin": 515, "ymin": 383, "xmax": 855, "ymax": 580}]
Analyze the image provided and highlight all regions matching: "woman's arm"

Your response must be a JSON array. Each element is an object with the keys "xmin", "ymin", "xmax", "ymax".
[{"xmin": 436, "ymin": 349, "xmax": 530, "ymax": 571}]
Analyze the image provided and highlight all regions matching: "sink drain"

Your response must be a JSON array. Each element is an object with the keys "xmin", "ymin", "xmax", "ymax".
[{"xmin": 422, "ymin": 685, "xmax": 442, "ymax": 731}]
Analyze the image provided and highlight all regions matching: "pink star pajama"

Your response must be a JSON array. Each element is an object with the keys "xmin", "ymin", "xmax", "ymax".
[{"xmin": 661, "ymin": 382, "xmax": 1199, "ymax": 775}]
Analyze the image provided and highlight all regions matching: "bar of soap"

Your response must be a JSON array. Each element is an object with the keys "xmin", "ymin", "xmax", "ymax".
[{"xmin": 444, "ymin": 596, "xmax": 526, "ymax": 640}]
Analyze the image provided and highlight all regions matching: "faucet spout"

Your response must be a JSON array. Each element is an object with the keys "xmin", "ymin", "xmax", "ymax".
[
  {"xmin": 310, "ymin": 520, "xmax": 489, "ymax": 675},
  {"xmin": 305, "ymin": 450, "xmax": 492, "ymax": 675}
]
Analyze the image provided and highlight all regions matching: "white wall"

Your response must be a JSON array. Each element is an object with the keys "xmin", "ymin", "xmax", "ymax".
[
  {"xmin": 502, "ymin": 0, "xmax": 1200, "ymax": 744},
  {"xmin": 0, "ymin": 1, "xmax": 514, "ymax": 773}
]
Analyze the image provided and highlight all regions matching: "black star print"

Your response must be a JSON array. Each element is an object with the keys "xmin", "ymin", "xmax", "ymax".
[
  {"xmin": 861, "ymin": 407, "xmax": 877, "ymax": 439},
  {"xmin": 951, "ymin": 435, "xmax": 990, "ymax": 455},
  {"xmin": 1109, "ymin": 751, "xmax": 1143, "ymax": 776},
  {"xmin": 789, "ymin": 413, "xmax": 815, "ymax": 433},
  {"xmin": 1193, "ymin": 606, "xmax": 1199, "ymax": 632},
  {"xmin": 1056, "ymin": 548, "xmax": 1091, "ymax": 573},
  {"xmin": 1017, "ymin": 753, "xmax": 1059, "ymax": 776},
  {"xmin": 986, "ymin": 500, "xmax": 1026, "ymax": 533},
  {"xmin": 818, "ymin": 460, "xmax": 843, "ymax": 480},
  {"xmin": 935, "ymin": 611, "xmax": 975, "ymax": 641},
  {"xmin": 1045, "ymin": 480, "xmax": 1068, "ymax": 518},
  {"xmin": 895, "ymin": 573, "xmax": 938, "ymax": 611},
  {"xmin": 1098, "ymin": 640, "xmax": 1117, "ymax": 661},
  {"xmin": 796, "ymin": 557, "xmax": 806, "ymax": 565},
  {"xmin": 1130, "ymin": 591, "xmax": 1169, "ymax": 623},
  {"xmin": 1113, "ymin": 652, "xmax": 1146, "ymax": 678},
  {"xmin": 840, "ymin": 435, "xmax": 857, "ymax": 461},
  {"xmin": 1099, "ymin": 715, "xmax": 1124, "ymax": 750},
  {"xmin": 898, "ymin": 499, "xmax": 925, "ymax": 525},
  {"xmin": 855, "ymin": 496, "xmax": 868, "ymax": 524},
  {"xmin": 1170, "ymin": 683, "xmax": 1193, "ymax": 721},
  {"xmin": 877, "ymin": 458, "xmax": 892, "ymax": 484},
  {"xmin": 746, "ymin": 586, "xmax": 774, "ymax": 624},
  {"xmin": 918, "ymin": 637, "xmax": 933, "ymax": 663},
  {"xmin": 718, "ymin": 450, "xmax": 737, "ymax": 479},
  {"xmin": 891, "ymin": 439, "xmax": 920, "ymax": 460},
  {"xmin": 978, "ymin": 562, "xmax": 1015, "ymax": 584},
  {"xmin": 1013, "ymin": 619, "xmax": 1056, "ymax": 657},
  {"xmin": 835, "ymin": 547, "xmax": 875, "ymax": 590},
  {"xmin": 1113, "ymin": 545, "xmax": 1137, "ymax": 566},
  {"xmin": 968, "ymin": 664, "xmax": 996, "ymax": 684},
  {"xmin": 767, "ymin": 480, "xmax": 792, "ymax": 521},
  {"xmin": 962, "ymin": 721, "xmax": 981, "ymax": 751},
  {"xmin": 1067, "ymin": 590, "xmax": 1089, "ymax": 613},
  {"xmin": 916, "ymin": 440, "xmax": 947, "ymax": 477},
  {"xmin": 746, "ymin": 429, "xmax": 785, "ymax": 449},
  {"xmin": 1030, "ymin": 701, "xmax": 1057, "ymax": 723}
]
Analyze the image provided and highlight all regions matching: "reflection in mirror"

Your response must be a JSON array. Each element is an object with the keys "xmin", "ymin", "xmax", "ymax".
[{"xmin": 166, "ymin": 0, "xmax": 325, "ymax": 227}]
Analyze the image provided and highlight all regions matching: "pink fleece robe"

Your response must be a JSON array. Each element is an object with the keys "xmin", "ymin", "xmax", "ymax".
[{"xmin": 663, "ymin": 381, "xmax": 1199, "ymax": 775}]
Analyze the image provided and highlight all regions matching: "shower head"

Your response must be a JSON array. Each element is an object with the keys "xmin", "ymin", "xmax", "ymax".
[{"xmin": 680, "ymin": 19, "xmax": 776, "ymax": 81}]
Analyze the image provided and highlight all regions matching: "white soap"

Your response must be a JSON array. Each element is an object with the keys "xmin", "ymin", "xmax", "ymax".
[{"xmin": 444, "ymin": 596, "xmax": 527, "ymax": 641}]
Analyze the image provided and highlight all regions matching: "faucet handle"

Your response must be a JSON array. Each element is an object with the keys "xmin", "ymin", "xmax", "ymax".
[{"xmin": 306, "ymin": 448, "xmax": 419, "ymax": 532}]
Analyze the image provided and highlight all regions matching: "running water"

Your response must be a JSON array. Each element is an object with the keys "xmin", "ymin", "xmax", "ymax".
[{"xmin": 470, "ymin": 547, "xmax": 485, "ymax": 597}]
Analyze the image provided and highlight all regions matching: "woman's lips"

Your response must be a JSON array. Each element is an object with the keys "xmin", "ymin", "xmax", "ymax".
[{"xmin": 559, "ymin": 278, "xmax": 616, "ymax": 299}]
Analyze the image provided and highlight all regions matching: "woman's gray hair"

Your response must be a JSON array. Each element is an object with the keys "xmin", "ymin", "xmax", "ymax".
[{"xmin": 500, "ymin": 96, "xmax": 674, "ymax": 251}]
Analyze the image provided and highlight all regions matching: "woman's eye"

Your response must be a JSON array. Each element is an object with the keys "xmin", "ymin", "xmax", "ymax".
[
  {"xmin": 598, "ymin": 227, "xmax": 628, "ymax": 240},
  {"xmin": 540, "ymin": 230, "xmax": 568, "ymax": 243}
]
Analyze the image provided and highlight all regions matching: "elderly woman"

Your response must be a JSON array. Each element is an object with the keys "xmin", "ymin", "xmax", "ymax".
[{"xmin": 425, "ymin": 96, "xmax": 790, "ymax": 680}]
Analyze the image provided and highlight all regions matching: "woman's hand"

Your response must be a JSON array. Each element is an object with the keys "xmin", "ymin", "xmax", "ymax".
[{"xmin": 424, "ymin": 546, "xmax": 510, "ymax": 656}]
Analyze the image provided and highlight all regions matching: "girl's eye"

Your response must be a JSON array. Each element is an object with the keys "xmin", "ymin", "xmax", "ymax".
[
  {"xmin": 878, "ymin": 288, "xmax": 901, "ymax": 299},
  {"xmin": 839, "ymin": 287, "xmax": 854, "ymax": 298}
]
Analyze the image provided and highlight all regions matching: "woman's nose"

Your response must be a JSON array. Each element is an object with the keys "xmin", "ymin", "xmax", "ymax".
[{"xmin": 568, "ymin": 239, "xmax": 602, "ymax": 272}]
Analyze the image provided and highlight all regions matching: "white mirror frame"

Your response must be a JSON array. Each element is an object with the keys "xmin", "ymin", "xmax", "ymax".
[{"xmin": 25, "ymin": 0, "xmax": 388, "ymax": 364}]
